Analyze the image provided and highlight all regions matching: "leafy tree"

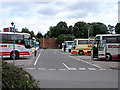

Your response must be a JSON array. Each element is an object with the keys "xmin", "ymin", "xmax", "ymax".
[
  {"xmin": 65, "ymin": 34, "xmax": 75, "ymax": 41},
  {"xmin": 90, "ymin": 22, "xmax": 108, "ymax": 36},
  {"xmin": 68, "ymin": 25, "xmax": 74, "ymax": 35},
  {"xmin": 73, "ymin": 21, "xmax": 88, "ymax": 38},
  {"xmin": 36, "ymin": 31, "xmax": 43, "ymax": 38},
  {"xmin": 21, "ymin": 27, "xmax": 30, "ymax": 33},
  {"xmin": 48, "ymin": 21, "xmax": 69, "ymax": 38},
  {"xmin": 115, "ymin": 23, "xmax": 120, "ymax": 34},
  {"xmin": 56, "ymin": 34, "xmax": 66, "ymax": 44},
  {"xmin": 29, "ymin": 31, "xmax": 35, "ymax": 37},
  {"xmin": 107, "ymin": 25, "xmax": 114, "ymax": 34}
]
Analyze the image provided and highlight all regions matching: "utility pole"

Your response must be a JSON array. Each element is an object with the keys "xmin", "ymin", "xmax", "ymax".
[
  {"xmin": 11, "ymin": 22, "xmax": 15, "ymax": 64},
  {"xmin": 43, "ymin": 35, "xmax": 44, "ymax": 49},
  {"xmin": 88, "ymin": 27, "xmax": 90, "ymax": 39}
]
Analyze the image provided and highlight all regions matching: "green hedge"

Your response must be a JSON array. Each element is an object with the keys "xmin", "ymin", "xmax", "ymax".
[{"xmin": 2, "ymin": 61, "xmax": 39, "ymax": 89}]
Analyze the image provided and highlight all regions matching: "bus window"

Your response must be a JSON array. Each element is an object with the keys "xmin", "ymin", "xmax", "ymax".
[
  {"xmin": 103, "ymin": 36, "xmax": 118, "ymax": 43},
  {"xmin": 88, "ymin": 40, "xmax": 93, "ymax": 44},
  {"xmin": 2, "ymin": 34, "xmax": 7, "ymax": 42},
  {"xmin": 78, "ymin": 40, "xmax": 88, "ymax": 44},
  {"xmin": 73, "ymin": 43, "xmax": 76, "ymax": 49},
  {"xmin": 118, "ymin": 37, "xmax": 120, "ymax": 43}
]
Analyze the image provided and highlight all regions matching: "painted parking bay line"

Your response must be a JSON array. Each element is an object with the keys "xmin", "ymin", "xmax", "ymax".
[
  {"xmin": 34, "ymin": 49, "xmax": 43, "ymax": 65},
  {"xmin": 79, "ymin": 68, "xmax": 86, "ymax": 70},
  {"xmin": 70, "ymin": 56, "xmax": 102, "ymax": 69}
]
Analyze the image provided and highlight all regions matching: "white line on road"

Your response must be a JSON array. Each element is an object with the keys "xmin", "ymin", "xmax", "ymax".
[
  {"xmin": 49, "ymin": 68, "xmax": 56, "ymax": 70},
  {"xmin": 34, "ymin": 49, "xmax": 43, "ymax": 65},
  {"xmin": 69, "ymin": 67, "xmax": 77, "ymax": 70},
  {"xmin": 59, "ymin": 69, "xmax": 67, "ymax": 70},
  {"xmin": 26, "ymin": 68, "xmax": 35, "ymax": 70},
  {"xmin": 88, "ymin": 68, "xmax": 96, "ymax": 70},
  {"xmin": 79, "ymin": 68, "xmax": 86, "ymax": 70},
  {"xmin": 38, "ymin": 68, "xmax": 46, "ymax": 70},
  {"xmin": 62, "ymin": 63, "xmax": 70, "ymax": 70},
  {"xmin": 70, "ymin": 56, "xmax": 102, "ymax": 69}
]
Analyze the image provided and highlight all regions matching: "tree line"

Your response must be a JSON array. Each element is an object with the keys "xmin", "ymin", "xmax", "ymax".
[{"xmin": 20, "ymin": 21, "xmax": 120, "ymax": 45}]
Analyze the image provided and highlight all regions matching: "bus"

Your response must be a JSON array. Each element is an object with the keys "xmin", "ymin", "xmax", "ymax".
[
  {"xmin": 71, "ymin": 39, "xmax": 93, "ymax": 55},
  {"xmin": 0, "ymin": 32, "xmax": 32, "ymax": 59},
  {"xmin": 91, "ymin": 34, "xmax": 120, "ymax": 60},
  {"xmin": 62, "ymin": 41, "xmax": 73, "ymax": 52}
]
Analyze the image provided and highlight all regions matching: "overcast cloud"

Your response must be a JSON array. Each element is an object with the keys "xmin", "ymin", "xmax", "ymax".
[{"xmin": 0, "ymin": 0, "xmax": 118, "ymax": 34}]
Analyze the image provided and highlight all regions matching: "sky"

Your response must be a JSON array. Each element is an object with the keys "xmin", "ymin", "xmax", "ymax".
[{"xmin": 0, "ymin": 0, "xmax": 119, "ymax": 35}]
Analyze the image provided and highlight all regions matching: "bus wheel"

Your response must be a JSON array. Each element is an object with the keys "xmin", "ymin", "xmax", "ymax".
[
  {"xmin": 106, "ymin": 53, "xmax": 112, "ymax": 61},
  {"xmin": 10, "ymin": 51, "xmax": 19, "ymax": 59},
  {"xmin": 78, "ymin": 50, "xmax": 84, "ymax": 55}
]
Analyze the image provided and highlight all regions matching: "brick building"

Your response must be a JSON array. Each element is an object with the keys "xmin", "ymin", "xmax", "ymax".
[
  {"xmin": 3, "ymin": 27, "xmax": 15, "ymax": 32},
  {"xmin": 40, "ymin": 38, "xmax": 59, "ymax": 49}
]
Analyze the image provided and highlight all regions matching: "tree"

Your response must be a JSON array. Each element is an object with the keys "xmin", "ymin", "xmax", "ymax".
[
  {"xmin": 29, "ymin": 31, "xmax": 35, "ymax": 37},
  {"xmin": 73, "ymin": 21, "xmax": 88, "ymax": 38},
  {"xmin": 36, "ymin": 31, "xmax": 43, "ymax": 38},
  {"xmin": 48, "ymin": 21, "xmax": 69, "ymax": 38},
  {"xmin": 115, "ymin": 23, "xmax": 120, "ymax": 34},
  {"xmin": 90, "ymin": 22, "xmax": 108, "ymax": 36},
  {"xmin": 21, "ymin": 27, "xmax": 30, "ymax": 33},
  {"xmin": 107, "ymin": 25, "xmax": 114, "ymax": 34},
  {"xmin": 56, "ymin": 34, "xmax": 66, "ymax": 44}
]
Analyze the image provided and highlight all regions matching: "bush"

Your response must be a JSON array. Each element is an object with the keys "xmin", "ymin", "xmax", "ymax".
[{"xmin": 2, "ymin": 61, "xmax": 39, "ymax": 89}]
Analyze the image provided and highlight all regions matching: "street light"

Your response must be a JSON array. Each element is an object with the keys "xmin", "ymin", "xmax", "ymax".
[
  {"xmin": 11, "ymin": 22, "xmax": 15, "ymax": 64},
  {"xmin": 88, "ymin": 26, "xmax": 90, "ymax": 39},
  {"xmin": 43, "ymin": 34, "xmax": 44, "ymax": 49}
]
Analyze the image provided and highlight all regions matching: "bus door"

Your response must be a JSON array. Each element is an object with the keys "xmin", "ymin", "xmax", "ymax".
[{"xmin": 98, "ymin": 40, "xmax": 106, "ymax": 59}]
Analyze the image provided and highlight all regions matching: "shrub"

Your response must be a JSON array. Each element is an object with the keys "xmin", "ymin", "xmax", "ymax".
[{"xmin": 2, "ymin": 61, "xmax": 39, "ymax": 89}]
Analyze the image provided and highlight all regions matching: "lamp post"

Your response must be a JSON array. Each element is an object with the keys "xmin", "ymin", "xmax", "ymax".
[
  {"xmin": 88, "ymin": 26, "xmax": 90, "ymax": 39},
  {"xmin": 43, "ymin": 34, "xmax": 44, "ymax": 49},
  {"xmin": 11, "ymin": 22, "xmax": 15, "ymax": 64}
]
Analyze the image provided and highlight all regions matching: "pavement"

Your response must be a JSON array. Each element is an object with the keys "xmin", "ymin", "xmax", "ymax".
[{"xmin": 4, "ymin": 49, "xmax": 119, "ymax": 89}]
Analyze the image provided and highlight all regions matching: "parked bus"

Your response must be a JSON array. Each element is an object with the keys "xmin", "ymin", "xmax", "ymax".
[
  {"xmin": 0, "ymin": 32, "xmax": 32, "ymax": 59},
  {"xmin": 91, "ymin": 34, "xmax": 120, "ymax": 60},
  {"xmin": 62, "ymin": 41, "xmax": 73, "ymax": 52},
  {"xmin": 71, "ymin": 39, "xmax": 93, "ymax": 55}
]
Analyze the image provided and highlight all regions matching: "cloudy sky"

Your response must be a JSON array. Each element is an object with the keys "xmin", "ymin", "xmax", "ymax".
[{"xmin": 0, "ymin": 0, "xmax": 119, "ymax": 35}]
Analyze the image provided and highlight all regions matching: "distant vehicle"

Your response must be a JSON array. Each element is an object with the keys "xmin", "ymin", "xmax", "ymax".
[
  {"xmin": 71, "ymin": 38, "xmax": 93, "ymax": 55},
  {"xmin": 0, "ymin": 32, "xmax": 32, "ymax": 59},
  {"xmin": 91, "ymin": 34, "xmax": 120, "ymax": 60},
  {"xmin": 62, "ymin": 41, "xmax": 73, "ymax": 52}
]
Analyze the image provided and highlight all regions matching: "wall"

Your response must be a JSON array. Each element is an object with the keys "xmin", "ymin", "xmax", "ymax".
[{"xmin": 40, "ymin": 38, "xmax": 59, "ymax": 49}]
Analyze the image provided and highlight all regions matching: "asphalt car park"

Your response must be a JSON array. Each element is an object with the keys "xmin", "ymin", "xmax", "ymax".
[{"xmin": 3, "ymin": 49, "xmax": 119, "ymax": 70}]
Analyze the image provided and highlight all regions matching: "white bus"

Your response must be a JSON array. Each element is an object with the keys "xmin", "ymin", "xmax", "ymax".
[
  {"xmin": 62, "ymin": 41, "xmax": 73, "ymax": 52},
  {"xmin": 0, "ymin": 32, "xmax": 32, "ymax": 59},
  {"xmin": 91, "ymin": 34, "xmax": 120, "ymax": 60}
]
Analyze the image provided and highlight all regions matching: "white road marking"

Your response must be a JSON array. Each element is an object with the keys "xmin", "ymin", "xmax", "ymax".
[
  {"xmin": 26, "ymin": 68, "xmax": 35, "ymax": 70},
  {"xmin": 88, "ymin": 68, "xmax": 96, "ymax": 70},
  {"xmin": 79, "ymin": 68, "xmax": 86, "ymax": 70},
  {"xmin": 54, "ymin": 52, "xmax": 57, "ymax": 54},
  {"xmin": 49, "ymin": 68, "xmax": 56, "ymax": 70},
  {"xmin": 59, "ymin": 69, "xmax": 67, "ymax": 70},
  {"xmin": 70, "ymin": 56, "xmax": 102, "ymax": 69},
  {"xmin": 38, "ymin": 68, "xmax": 46, "ymax": 70},
  {"xmin": 63, "ymin": 63, "xmax": 70, "ymax": 70},
  {"xmin": 69, "ymin": 67, "xmax": 77, "ymax": 70},
  {"xmin": 34, "ymin": 49, "xmax": 43, "ymax": 65},
  {"xmin": 99, "ymin": 68, "xmax": 107, "ymax": 70}
]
